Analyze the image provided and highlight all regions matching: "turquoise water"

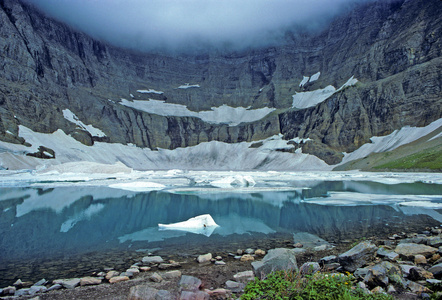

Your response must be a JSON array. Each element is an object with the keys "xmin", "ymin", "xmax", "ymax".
[{"xmin": 0, "ymin": 180, "xmax": 441, "ymax": 286}]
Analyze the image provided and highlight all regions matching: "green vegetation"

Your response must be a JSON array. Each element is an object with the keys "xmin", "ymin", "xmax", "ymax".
[
  {"xmin": 373, "ymin": 146, "xmax": 442, "ymax": 171},
  {"xmin": 241, "ymin": 271, "xmax": 393, "ymax": 300}
]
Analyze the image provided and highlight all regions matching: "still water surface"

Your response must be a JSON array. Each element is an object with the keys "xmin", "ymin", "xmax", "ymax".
[{"xmin": 0, "ymin": 179, "xmax": 441, "ymax": 286}]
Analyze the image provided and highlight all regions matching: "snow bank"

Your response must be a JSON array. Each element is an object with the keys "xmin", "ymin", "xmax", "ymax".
[
  {"xmin": 62, "ymin": 109, "xmax": 106, "ymax": 137},
  {"xmin": 292, "ymin": 76, "xmax": 358, "ymax": 109},
  {"xmin": 178, "ymin": 84, "xmax": 200, "ymax": 89},
  {"xmin": 0, "ymin": 126, "xmax": 330, "ymax": 171},
  {"xmin": 119, "ymin": 99, "xmax": 275, "ymax": 126},
  {"xmin": 137, "ymin": 89, "xmax": 164, "ymax": 94},
  {"xmin": 340, "ymin": 118, "xmax": 442, "ymax": 165},
  {"xmin": 109, "ymin": 181, "xmax": 166, "ymax": 192},
  {"xmin": 37, "ymin": 161, "xmax": 132, "ymax": 175}
]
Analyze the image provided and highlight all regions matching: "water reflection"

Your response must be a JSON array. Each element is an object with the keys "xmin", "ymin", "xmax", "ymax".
[{"xmin": 0, "ymin": 180, "xmax": 441, "ymax": 285}]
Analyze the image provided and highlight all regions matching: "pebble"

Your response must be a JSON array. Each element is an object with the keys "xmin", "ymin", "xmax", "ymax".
[
  {"xmin": 215, "ymin": 261, "xmax": 226, "ymax": 265},
  {"xmin": 105, "ymin": 270, "xmax": 120, "ymax": 280},
  {"xmin": 197, "ymin": 253, "xmax": 212, "ymax": 263},
  {"xmin": 139, "ymin": 266, "xmax": 151, "ymax": 272},
  {"xmin": 162, "ymin": 270, "xmax": 182, "ymax": 279},
  {"xmin": 255, "ymin": 249, "xmax": 266, "ymax": 256},
  {"xmin": 245, "ymin": 248, "xmax": 255, "ymax": 254},
  {"xmin": 80, "ymin": 277, "xmax": 102, "ymax": 286}
]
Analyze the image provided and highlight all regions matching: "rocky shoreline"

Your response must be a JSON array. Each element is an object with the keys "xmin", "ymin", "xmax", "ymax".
[{"xmin": 3, "ymin": 228, "xmax": 442, "ymax": 299}]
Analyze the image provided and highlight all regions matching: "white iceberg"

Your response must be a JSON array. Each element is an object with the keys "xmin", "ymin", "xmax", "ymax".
[{"xmin": 158, "ymin": 214, "xmax": 219, "ymax": 237}]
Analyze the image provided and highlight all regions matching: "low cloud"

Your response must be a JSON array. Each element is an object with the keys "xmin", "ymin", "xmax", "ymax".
[{"xmin": 25, "ymin": 0, "xmax": 368, "ymax": 53}]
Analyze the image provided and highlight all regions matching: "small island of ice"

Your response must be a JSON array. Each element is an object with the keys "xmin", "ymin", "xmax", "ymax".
[{"xmin": 158, "ymin": 214, "xmax": 219, "ymax": 237}]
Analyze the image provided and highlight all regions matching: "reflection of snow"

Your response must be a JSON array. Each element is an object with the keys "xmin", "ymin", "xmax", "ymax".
[
  {"xmin": 158, "ymin": 214, "xmax": 219, "ymax": 237},
  {"xmin": 60, "ymin": 203, "xmax": 105, "ymax": 233}
]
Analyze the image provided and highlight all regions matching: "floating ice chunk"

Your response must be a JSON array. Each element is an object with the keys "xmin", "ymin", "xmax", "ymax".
[
  {"xmin": 178, "ymin": 83, "xmax": 200, "ymax": 89},
  {"xmin": 309, "ymin": 72, "xmax": 321, "ymax": 82},
  {"xmin": 109, "ymin": 181, "xmax": 165, "ymax": 192},
  {"xmin": 137, "ymin": 89, "xmax": 164, "ymax": 94},
  {"xmin": 158, "ymin": 214, "xmax": 219, "ymax": 237},
  {"xmin": 62, "ymin": 109, "xmax": 106, "ymax": 137},
  {"xmin": 211, "ymin": 175, "xmax": 256, "ymax": 188},
  {"xmin": 299, "ymin": 76, "xmax": 310, "ymax": 87}
]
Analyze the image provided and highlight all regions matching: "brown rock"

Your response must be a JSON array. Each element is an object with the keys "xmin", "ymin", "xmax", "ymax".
[
  {"xmin": 255, "ymin": 249, "xmax": 266, "ymax": 256},
  {"xmin": 240, "ymin": 254, "xmax": 254, "ymax": 262},
  {"xmin": 105, "ymin": 270, "xmax": 120, "ymax": 280},
  {"xmin": 395, "ymin": 243, "xmax": 437, "ymax": 259},
  {"xmin": 414, "ymin": 255, "xmax": 427, "ymax": 265},
  {"xmin": 80, "ymin": 277, "xmax": 102, "ymax": 286},
  {"xmin": 109, "ymin": 276, "xmax": 129, "ymax": 284}
]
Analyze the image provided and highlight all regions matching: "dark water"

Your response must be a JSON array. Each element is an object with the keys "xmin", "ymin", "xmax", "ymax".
[{"xmin": 0, "ymin": 180, "xmax": 441, "ymax": 286}]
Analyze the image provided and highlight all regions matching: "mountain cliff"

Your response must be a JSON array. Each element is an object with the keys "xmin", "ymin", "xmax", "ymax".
[{"xmin": 0, "ymin": 0, "xmax": 440, "ymax": 170}]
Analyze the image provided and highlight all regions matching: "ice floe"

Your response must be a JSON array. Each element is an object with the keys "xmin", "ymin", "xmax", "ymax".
[
  {"xmin": 158, "ymin": 214, "xmax": 219, "ymax": 237},
  {"xmin": 119, "ymin": 99, "xmax": 275, "ymax": 126},
  {"xmin": 62, "ymin": 109, "xmax": 106, "ymax": 137},
  {"xmin": 210, "ymin": 175, "xmax": 256, "ymax": 188},
  {"xmin": 109, "ymin": 181, "xmax": 166, "ymax": 192}
]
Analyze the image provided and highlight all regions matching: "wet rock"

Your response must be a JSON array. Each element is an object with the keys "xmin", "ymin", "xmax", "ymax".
[
  {"xmin": 149, "ymin": 273, "xmax": 163, "ymax": 283},
  {"xmin": 300, "ymin": 262, "xmax": 320, "ymax": 275},
  {"xmin": 197, "ymin": 253, "xmax": 212, "ymax": 263},
  {"xmin": 240, "ymin": 254, "xmax": 254, "ymax": 262},
  {"xmin": 225, "ymin": 280, "xmax": 245, "ymax": 293},
  {"xmin": 53, "ymin": 278, "xmax": 80, "ymax": 289},
  {"xmin": 109, "ymin": 276, "xmax": 130, "ymax": 284},
  {"xmin": 338, "ymin": 241, "xmax": 377, "ymax": 272},
  {"xmin": 251, "ymin": 248, "xmax": 298, "ymax": 277},
  {"xmin": 179, "ymin": 275, "xmax": 202, "ymax": 292},
  {"xmin": 128, "ymin": 285, "xmax": 158, "ymax": 300},
  {"xmin": 80, "ymin": 277, "xmax": 102, "ymax": 286},
  {"xmin": 180, "ymin": 290, "xmax": 209, "ymax": 300},
  {"xmin": 121, "ymin": 272, "xmax": 134, "ymax": 278},
  {"xmin": 162, "ymin": 270, "xmax": 182, "ymax": 279},
  {"xmin": 33, "ymin": 279, "xmax": 47, "ymax": 287},
  {"xmin": 395, "ymin": 243, "xmax": 438, "ymax": 259},
  {"xmin": 142, "ymin": 256, "xmax": 164, "ymax": 265},
  {"xmin": 233, "ymin": 270, "xmax": 255, "ymax": 283},
  {"xmin": 105, "ymin": 270, "xmax": 120, "ymax": 280}
]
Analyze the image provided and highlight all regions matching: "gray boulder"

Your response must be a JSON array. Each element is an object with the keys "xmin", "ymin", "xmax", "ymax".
[
  {"xmin": 251, "ymin": 248, "xmax": 298, "ymax": 277},
  {"xmin": 338, "ymin": 241, "xmax": 377, "ymax": 272},
  {"xmin": 180, "ymin": 290, "xmax": 209, "ymax": 300},
  {"xmin": 395, "ymin": 243, "xmax": 438, "ymax": 259},
  {"xmin": 300, "ymin": 262, "xmax": 320, "ymax": 275},
  {"xmin": 179, "ymin": 275, "xmax": 202, "ymax": 292},
  {"xmin": 429, "ymin": 263, "xmax": 442, "ymax": 278},
  {"xmin": 128, "ymin": 285, "xmax": 159, "ymax": 300},
  {"xmin": 142, "ymin": 256, "xmax": 164, "ymax": 264}
]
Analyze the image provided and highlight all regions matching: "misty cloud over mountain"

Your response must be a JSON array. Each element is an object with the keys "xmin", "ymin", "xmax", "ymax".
[{"xmin": 24, "ymin": 0, "xmax": 370, "ymax": 53}]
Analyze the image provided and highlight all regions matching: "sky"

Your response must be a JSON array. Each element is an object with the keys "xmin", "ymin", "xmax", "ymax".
[{"xmin": 25, "ymin": 0, "xmax": 369, "ymax": 53}]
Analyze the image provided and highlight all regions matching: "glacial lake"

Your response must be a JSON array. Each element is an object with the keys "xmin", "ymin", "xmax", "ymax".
[{"xmin": 1, "ymin": 171, "xmax": 442, "ymax": 286}]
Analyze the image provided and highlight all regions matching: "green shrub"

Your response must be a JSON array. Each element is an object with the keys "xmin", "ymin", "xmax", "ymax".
[{"xmin": 241, "ymin": 271, "xmax": 393, "ymax": 300}]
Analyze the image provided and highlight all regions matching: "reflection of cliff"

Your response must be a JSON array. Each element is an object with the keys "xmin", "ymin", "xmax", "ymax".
[{"xmin": 1, "ymin": 186, "xmax": 439, "ymax": 261}]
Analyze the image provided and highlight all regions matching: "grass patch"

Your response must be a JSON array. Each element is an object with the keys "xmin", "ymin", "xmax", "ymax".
[
  {"xmin": 373, "ymin": 146, "xmax": 442, "ymax": 170},
  {"xmin": 241, "ymin": 270, "xmax": 393, "ymax": 300}
]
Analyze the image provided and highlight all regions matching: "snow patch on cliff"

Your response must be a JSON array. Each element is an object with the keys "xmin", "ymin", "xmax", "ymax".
[
  {"xmin": 119, "ymin": 99, "xmax": 275, "ymax": 126},
  {"xmin": 292, "ymin": 76, "xmax": 358, "ymax": 109},
  {"xmin": 340, "ymin": 118, "xmax": 442, "ymax": 165},
  {"xmin": 178, "ymin": 84, "xmax": 200, "ymax": 89},
  {"xmin": 62, "ymin": 109, "xmax": 106, "ymax": 137},
  {"xmin": 137, "ymin": 89, "xmax": 164, "ymax": 94}
]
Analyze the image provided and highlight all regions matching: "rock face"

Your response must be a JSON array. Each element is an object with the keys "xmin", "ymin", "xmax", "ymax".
[{"xmin": 0, "ymin": 0, "xmax": 441, "ymax": 168}]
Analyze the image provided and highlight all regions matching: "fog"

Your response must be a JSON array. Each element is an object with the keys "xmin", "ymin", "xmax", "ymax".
[{"xmin": 25, "ymin": 0, "xmax": 370, "ymax": 53}]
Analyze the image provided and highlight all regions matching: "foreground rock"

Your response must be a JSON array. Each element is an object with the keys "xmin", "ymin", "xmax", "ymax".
[
  {"xmin": 251, "ymin": 248, "xmax": 298, "ymax": 277},
  {"xmin": 338, "ymin": 241, "xmax": 377, "ymax": 272}
]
